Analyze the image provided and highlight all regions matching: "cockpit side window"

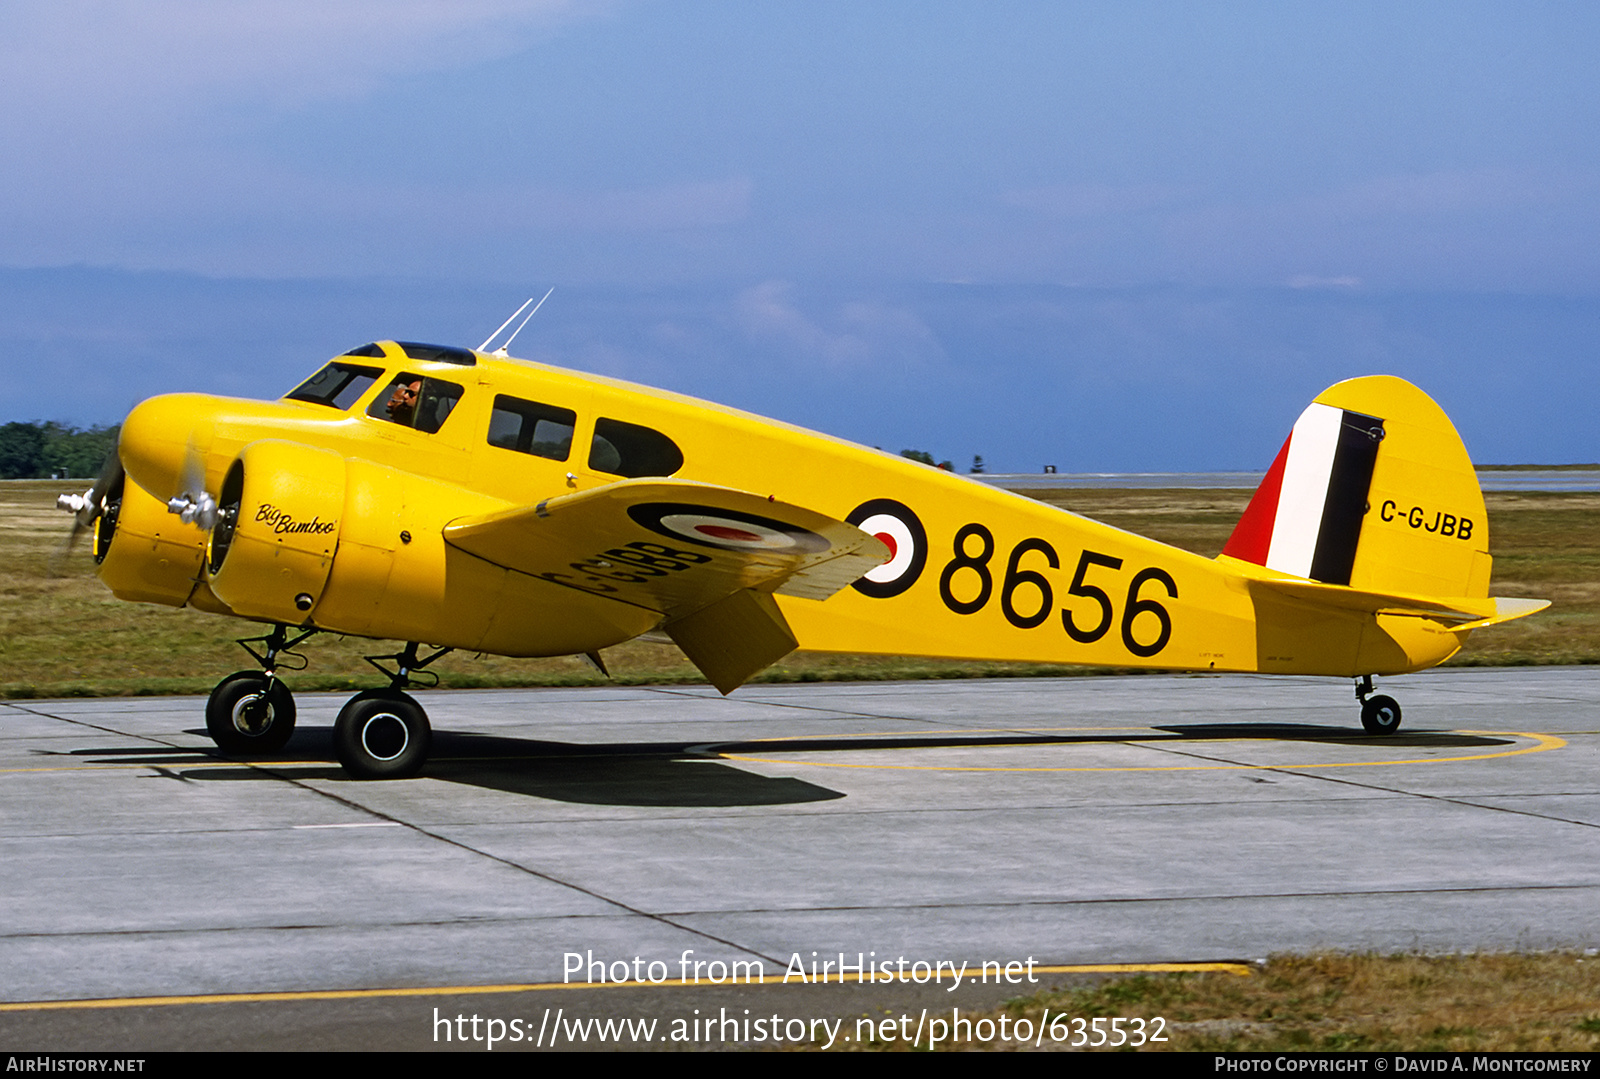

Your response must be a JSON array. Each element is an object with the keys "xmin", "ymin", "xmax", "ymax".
[
  {"xmin": 286, "ymin": 363, "xmax": 383, "ymax": 410},
  {"xmin": 369, "ymin": 373, "xmax": 465, "ymax": 434},
  {"xmin": 589, "ymin": 417, "xmax": 684, "ymax": 478},
  {"xmin": 488, "ymin": 395, "xmax": 576, "ymax": 461}
]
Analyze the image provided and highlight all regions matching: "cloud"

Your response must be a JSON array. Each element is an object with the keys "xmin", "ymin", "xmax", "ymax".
[
  {"xmin": 518, "ymin": 177, "xmax": 753, "ymax": 231},
  {"xmin": 1003, "ymin": 183, "xmax": 1189, "ymax": 219},
  {"xmin": 255, "ymin": 172, "xmax": 754, "ymax": 235},
  {"xmin": 1287, "ymin": 275, "xmax": 1362, "ymax": 289},
  {"xmin": 0, "ymin": 1, "xmax": 593, "ymax": 123},
  {"xmin": 0, "ymin": 2, "xmax": 754, "ymax": 275},
  {"xmin": 1308, "ymin": 168, "xmax": 1582, "ymax": 219},
  {"xmin": 734, "ymin": 281, "xmax": 943, "ymax": 371},
  {"xmin": 0, "ymin": 148, "xmax": 750, "ymax": 274},
  {"xmin": 737, "ymin": 281, "xmax": 870, "ymax": 364}
]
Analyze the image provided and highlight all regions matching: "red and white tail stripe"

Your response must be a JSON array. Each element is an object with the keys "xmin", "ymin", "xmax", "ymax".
[{"xmin": 1223, "ymin": 402, "xmax": 1384, "ymax": 585}]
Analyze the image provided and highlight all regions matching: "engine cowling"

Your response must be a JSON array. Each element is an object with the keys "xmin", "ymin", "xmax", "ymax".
[
  {"xmin": 205, "ymin": 440, "xmax": 345, "ymax": 623},
  {"xmin": 190, "ymin": 439, "xmax": 660, "ymax": 656},
  {"xmin": 93, "ymin": 473, "xmax": 208, "ymax": 607}
]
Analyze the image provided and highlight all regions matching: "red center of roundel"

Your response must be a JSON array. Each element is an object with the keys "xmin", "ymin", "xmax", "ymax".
[
  {"xmin": 696, "ymin": 524, "xmax": 762, "ymax": 542},
  {"xmin": 874, "ymin": 532, "xmax": 898, "ymax": 558}
]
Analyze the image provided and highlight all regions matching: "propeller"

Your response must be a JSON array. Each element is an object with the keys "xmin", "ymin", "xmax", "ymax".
[
  {"xmin": 53, "ymin": 445, "xmax": 126, "ymax": 570},
  {"xmin": 164, "ymin": 433, "xmax": 218, "ymax": 531},
  {"xmin": 53, "ymin": 423, "xmax": 219, "ymax": 577}
]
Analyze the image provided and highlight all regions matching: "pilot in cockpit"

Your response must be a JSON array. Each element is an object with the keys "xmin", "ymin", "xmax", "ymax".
[{"xmin": 385, "ymin": 379, "xmax": 422, "ymax": 425}]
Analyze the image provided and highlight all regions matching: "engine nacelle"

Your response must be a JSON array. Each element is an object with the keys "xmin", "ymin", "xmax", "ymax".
[
  {"xmin": 308, "ymin": 459, "xmax": 657, "ymax": 655},
  {"xmin": 196, "ymin": 441, "xmax": 659, "ymax": 655},
  {"xmin": 93, "ymin": 473, "xmax": 208, "ymax": 607},
  {"xmin": 206, "ymin": 440, "xmax": 345, "ymax": 623}
]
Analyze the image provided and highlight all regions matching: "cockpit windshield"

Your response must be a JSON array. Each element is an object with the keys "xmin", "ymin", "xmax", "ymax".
[{"xmin": 286, "ymin": 363, "xmax": 383, "ymax": 410}]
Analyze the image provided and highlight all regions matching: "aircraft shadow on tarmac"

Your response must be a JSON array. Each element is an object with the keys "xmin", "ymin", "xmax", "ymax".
[
  {"xmin": 1150, "ymin": 724, "xmax": 1510, "ymax": 747},
  {"xmin": 77, "ymin": 731, "xmax": 843, "ymax": 807},
  {"xmin": 64, "ymin": 724, "xmax": 1511, "ymax": 809}
]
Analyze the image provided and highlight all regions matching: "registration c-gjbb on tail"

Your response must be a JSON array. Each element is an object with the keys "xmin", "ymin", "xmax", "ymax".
[{"xmin": 63, "ymin": 338, "xmax": 1547, "ymax": 778}]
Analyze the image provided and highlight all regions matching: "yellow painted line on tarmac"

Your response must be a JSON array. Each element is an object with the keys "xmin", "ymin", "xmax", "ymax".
[
  {"xmin": 0, "ymin": 729, "xmax": 1151, "ymax": 773},
  {"xmin": 0, "ymin": 759, "xmax": 330, "ymax": 774},
  {"xmin": 0, "ymin": 962, "xmax": 1250, "ymax": 1012},
  {"xmin": 752, "ymin": 726, "xmax": 1161, "ymax": 740},
  {"xmin": 1, "ymin": 730, "xmax": 1567, "ymax": 775},
  {"xmin": 720, "ymin": 730, "xmax": 1565, "ymax": 773}
]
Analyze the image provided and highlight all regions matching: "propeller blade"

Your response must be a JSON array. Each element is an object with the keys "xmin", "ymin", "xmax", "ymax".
[
  {"xmin": 53, "ymin": 447, "xmax": 125, "ymax": 572},
  {"xmin": 165, "ymin": 433, "xmax": 219, "ymax": 531}
]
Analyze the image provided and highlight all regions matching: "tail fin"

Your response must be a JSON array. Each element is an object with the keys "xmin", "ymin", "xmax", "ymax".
[{"xmin": 1222, "ymin": 376, "xmax": 1492, "ymax": 600}]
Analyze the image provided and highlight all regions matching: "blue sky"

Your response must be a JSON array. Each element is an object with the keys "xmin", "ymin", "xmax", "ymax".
[{"xmin": 3, "ymin": 2, "xmax": 1596, "ymax": 468}]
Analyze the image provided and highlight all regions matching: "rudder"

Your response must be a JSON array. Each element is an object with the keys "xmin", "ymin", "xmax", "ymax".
[{"xmin": 1221, "ymin": 376, "xmax": 1491, "ymax": 600}]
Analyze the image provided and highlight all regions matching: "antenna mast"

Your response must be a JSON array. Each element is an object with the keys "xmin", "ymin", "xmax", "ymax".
[{"xmin": 478, "ymin": 288, "xmax": 554, "ymax": 355}]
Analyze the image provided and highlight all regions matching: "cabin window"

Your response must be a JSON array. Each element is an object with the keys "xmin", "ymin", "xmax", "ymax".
[
  {"xmin": 488, "ymin": 395, "xmax": 576, "ymax": 461},
  {"xmin": 368, "ymin": 373, "xmax": 465, "ymax": 434},
  {"xmin": 286, "ymin": 363, "xmax": 384, "ymax": 410},
  {"xmin": 589, "ymin": 417, "xmax": 684, "ymax": 478}
]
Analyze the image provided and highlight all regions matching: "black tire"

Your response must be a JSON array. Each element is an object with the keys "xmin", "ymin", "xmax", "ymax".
[
  {"xmin": 206, "ymin": 671, "xmax": 296, "ymax": 754},
  {"xmin": 334, "ymin": 690, "xmax": 430, "ymax": 779},
  {"xmin": 1361, "ymin": 694, "xmax": 1402, "ymax": 735}
]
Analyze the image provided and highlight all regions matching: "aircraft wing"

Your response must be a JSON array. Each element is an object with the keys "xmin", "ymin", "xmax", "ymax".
[
  {"xmin": 442, "ymin": 479, "xmax": 890, "ymax": 692},
  {"xmin": 444, "ymin": 478, "xmax": 888, "ymax": 611}
]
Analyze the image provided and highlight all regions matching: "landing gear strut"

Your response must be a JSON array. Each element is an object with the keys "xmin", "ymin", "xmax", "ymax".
[
  {"xmin": 204, "ymin": 624, "xmax": 317, "ymax": 755},
  {"xmin": 332, "ymin": 643, "xmax": 452, "ymax": 780},
  {"xmin": 204, "ymin": 630, "xmax": 451, "ymax": 778},
  {"xmin": 1355, "ymin": 674, "xmax": 1402, "ymax": 735}
]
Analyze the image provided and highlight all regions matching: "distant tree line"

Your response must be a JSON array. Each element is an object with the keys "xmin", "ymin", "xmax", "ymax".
[
  {"xmin": 900, "ymin": 449, "xmax": 988, "ymax": 474},
  {"xmin": 0, "ymin": 422, "xmax": 120, "ymax": 479}
]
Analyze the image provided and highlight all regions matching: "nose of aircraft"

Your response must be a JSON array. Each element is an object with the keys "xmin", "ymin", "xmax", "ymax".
[{"xmin": 118, "ymin": 393, "xmax": 218, "ymax": 501}]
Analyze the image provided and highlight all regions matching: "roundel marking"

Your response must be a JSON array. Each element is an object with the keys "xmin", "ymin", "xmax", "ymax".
[
  {"xmin": 858, "ymin": 515, "xmax": 914, "ymax": 581},
  {"xmin": 696, "ymin": 524, "xmax": 764, "ymax": 543},
  {"xmin": 628, "ymin": 502, "xmax": 831, "ymax": 553},
  {"xmin": 846, "ymin": 498, "xmax": 927, "ymax": 598}
]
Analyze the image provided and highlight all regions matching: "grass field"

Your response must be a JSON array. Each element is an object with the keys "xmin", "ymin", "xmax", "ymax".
[
  {"xmin": 1, "ymin": 479, "xmax": 1595, "ymax": 698},
  {"xmin": 837, "ymin": 953, "xmax": 1600, "ymax": 1052}
]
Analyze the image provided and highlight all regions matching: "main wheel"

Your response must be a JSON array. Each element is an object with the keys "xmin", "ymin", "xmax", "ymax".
[
  {"xmin": 334, "ymin": 690, "xmax": 430, "ymax": 779},
  {"xmin": 206, "ymin": 671, "xmax": 296, "ymax": 754},
  {"xmin": 1360, "ymin": 694, "xmax": 1402, "ymax": 735}
]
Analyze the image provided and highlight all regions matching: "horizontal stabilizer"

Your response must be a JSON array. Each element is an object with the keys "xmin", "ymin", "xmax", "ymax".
[
  {"xmin": 1459, "ymin": 596, "xmax": 1553, "ymax": 629},
  {"xmin": 1249, "ymin": 576, "xmax": 1549, "ymax": 627}
]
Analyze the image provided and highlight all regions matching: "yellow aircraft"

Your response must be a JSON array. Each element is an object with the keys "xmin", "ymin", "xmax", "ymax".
[{"xmin": 60, "ymin": 337, "xmax": 1547, "ymax": 778}]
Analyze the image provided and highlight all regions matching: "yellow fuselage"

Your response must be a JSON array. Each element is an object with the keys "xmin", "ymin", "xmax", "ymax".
[{"xmin": 104, "ymin": 343, "xmax": 1484, "ymax": 680}]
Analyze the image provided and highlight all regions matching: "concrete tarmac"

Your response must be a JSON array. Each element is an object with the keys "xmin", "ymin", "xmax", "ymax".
[{"xmin": 1, "ymin": 668, "xmax": 1596, "ymax": 1050}]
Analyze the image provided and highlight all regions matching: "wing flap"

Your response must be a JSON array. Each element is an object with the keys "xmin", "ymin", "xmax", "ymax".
[{"xmin": 664, "ymin": 588, "xmax": 798, "ymax": 694}]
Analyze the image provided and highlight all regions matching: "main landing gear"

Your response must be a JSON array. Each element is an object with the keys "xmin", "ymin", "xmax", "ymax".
[
  {"xmin": 203, "ymin": 627, "xmax": 452, "ymax": 780},
  {"xmin": 205, "ymin": 625, "xmax": 315, "ymax": 755},
  {"xmin": 333, "ymin": 642, "xmax": 452, "ymax": 780},
  {"xmin": 1355, "ymin": 674, "xmax": 1402, "ymax": 735}
]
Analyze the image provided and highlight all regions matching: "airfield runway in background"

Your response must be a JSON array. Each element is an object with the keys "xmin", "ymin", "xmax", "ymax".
[{"xmin": 2, "ymin": 669, "xmax": 1597, "ymax": 1049}]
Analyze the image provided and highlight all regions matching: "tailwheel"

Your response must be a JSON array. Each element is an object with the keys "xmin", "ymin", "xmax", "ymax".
[
  {"xmin": 1360, "ymin": 694, "xmax": 1402, "ymax": 736},
  {"xmin": 334, "ymin": 690, "xmax": 431, "ymax": 780},
  {"xmin": 1354, "ymin": 675, "xmax": 1402, "ymax": 735},
  {"xmin": 206, "ymin": 670, "xmax": 296, "ymax": 754}
]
